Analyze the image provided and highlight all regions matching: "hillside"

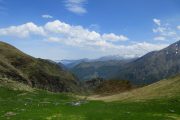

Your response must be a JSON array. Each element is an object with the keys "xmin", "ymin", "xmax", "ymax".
[
  {"xmin": 94, "ymin": 80, "xmax": 133, "ymax": 95},
  {"xmin": 71, "ymin": 59, "xmax": 134, "ymax": 81},
  {"xmin": 115, "ymin": 40, "xmax": 180, "ymax": 85},
  {"xmin": 89, "ymin": 74, "xmax": 180, "ymax": 102},
  {"xmin": 0, "ymin": 78, "xmax": 34, "ymax": 92},
  {"xmin": 0, "ymin": 41, "xmax": 79, "ymax": 92}
]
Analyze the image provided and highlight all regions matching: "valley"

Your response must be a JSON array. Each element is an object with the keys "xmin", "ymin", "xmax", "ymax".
[
  {"xmin": 0, "ymin": 41, "xmax": 180, "ymax": 119},
  {"xmin": 0, "ymin": 76, "xmax": 180, "ymax": 120}
]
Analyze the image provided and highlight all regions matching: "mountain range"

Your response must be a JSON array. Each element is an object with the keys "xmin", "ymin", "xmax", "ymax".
[
  {"xmin": 1, "ymin": 40, "xmax": 180, "ymax": 92},
  {"xmin": 58, "ymin": 55, "xmax": 134, "ymax": 69},
  {"xmin": 71, "ymin": 59, "xmax": 135, "ymax": 81},
  {"xmin": 63, "ymin": 40, "xmax": 180, "ymax": 85}
]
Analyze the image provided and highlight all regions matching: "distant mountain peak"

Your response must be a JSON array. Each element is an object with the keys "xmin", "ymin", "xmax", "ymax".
[{"xmin": 58, "ymin": 55, "xmax": 138, "ymax": 67}]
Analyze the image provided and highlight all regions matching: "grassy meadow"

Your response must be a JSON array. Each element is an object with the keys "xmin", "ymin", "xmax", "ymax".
[{"xmin": 0, "ymin": 86, "xmax": 180, "ymax": 120}]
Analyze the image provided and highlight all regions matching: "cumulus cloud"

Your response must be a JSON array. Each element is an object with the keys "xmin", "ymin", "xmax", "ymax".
[
  {"xmin": 0, "ymin": 20, "xmax": 168, "ymax": 58},
  {"xmin": 0, "ymin": 20, "xmax": 128, "ymax": 45},
  {"xmin": 44, "ymin": 20, "xmax": 129, "ymax": 47},
  {"xmin": 42, "ymin": 14, "xmax": 53, "ymax": 19},
  {"xmin": 65, "ymin": 0, "xmax": 87, "ymax": 15},
  {"xmin": 0, "ymin": 22, "xmax": 46, "ymax": 38},
  {"xmin": 102, "ymin": 33, "xmax": 128, "ymax": 41}
]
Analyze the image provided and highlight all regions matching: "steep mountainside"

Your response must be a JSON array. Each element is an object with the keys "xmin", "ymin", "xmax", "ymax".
[
  {"xmin": 115, "ymin": 40, "xmax": 180, "ymax": 85},
  {"xmin": 71, "ymin": 59, "xmax": 135, "ymax": 81},
  {"xmin": 0, "ymin": 41, "xmax": 79, "ymax": 92}
]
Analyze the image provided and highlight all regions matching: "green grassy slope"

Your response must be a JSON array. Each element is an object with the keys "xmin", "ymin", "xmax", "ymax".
[
  {"xmin": 89, "ymin": 74, "xmax": 180, "ymax": 102},
  {"xmin": 0, "ymin": 41, "xmax": 79, "ymax": 92},
  {"xmin": 0, "ymin": 78, "xmax": 180, "ymax": 120},
  {"xmin": 0, "ymin": 78, "xmax": 34, "ymax": 91}
]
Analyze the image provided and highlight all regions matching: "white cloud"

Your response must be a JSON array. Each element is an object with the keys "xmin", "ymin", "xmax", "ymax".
[
  {"xmin": 44, "ymin": 20, "xmax": 71, "ymax": 34},
  {"xmin": 0, "ymin": 20, "xmax": 169, "ymax": 58},
  {"xmin": 0, "ymin": 22, "xmax": 46, "ymax": 38},
  {"xmin": 44, "ymin": 20, "xmax": 128, "ymax": 47},
  {"xmin": 177, "ymin": 26, "xmax": 180, "ymax": 30},
  {"xmin": 0, "ymin": 20, "xmax": 128, "ymax": 45},
  {"xmin": 153, "ymin": 18, "xmax": 161, "ymax": 26},
  {"xmin": 46, "ymin": 37, "xmax": 64, "ymax": 42},
  {"xmin": 46, "ymin": 36, "xmax": 167, "ymax": 58},
  {"xmin": 42, "ymin": 14, "xmax": 53, "ymax": 19},
  {"xmin": 154, "ymin": 36, "xmax": 166, "ymax": 41},
  {"xmin": 65, "ymin": 0, "xmax": 87, "ymax": 15},
  {"xmin": 152, "ymin": 19, "xmax": 180, "ymax": 41},
  {"xmin": 102, "ymin": 33, "xmax": 128, "ymax": 41}
]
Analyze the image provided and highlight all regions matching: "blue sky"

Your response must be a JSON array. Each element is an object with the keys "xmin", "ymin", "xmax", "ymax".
[{"xmin": 0, "ymin": 0, "xmax": 180, "ymax": 60}]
